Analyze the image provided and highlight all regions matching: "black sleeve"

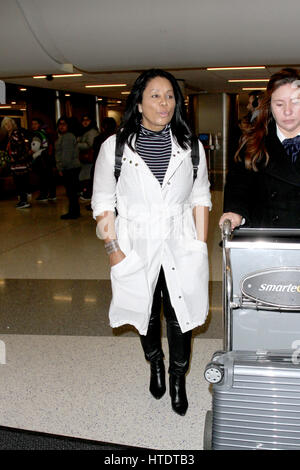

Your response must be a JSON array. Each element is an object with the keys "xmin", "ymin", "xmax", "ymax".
[{"xmin": 223, "ymin": 159, "xmax": 255, "ymax": 224}]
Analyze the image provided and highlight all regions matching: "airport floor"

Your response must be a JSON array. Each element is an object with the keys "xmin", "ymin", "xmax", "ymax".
[{"xmin": 0, "ymin": 176, "xmax": 224, "ymax": 450}]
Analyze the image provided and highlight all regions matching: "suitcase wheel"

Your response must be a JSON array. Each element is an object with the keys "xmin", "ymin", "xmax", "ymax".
[{"xmin": 204, "ymin": 362, "xmax": 224, "ymax": 384}]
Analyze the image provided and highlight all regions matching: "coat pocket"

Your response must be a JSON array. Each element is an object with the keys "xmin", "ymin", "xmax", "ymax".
[
  {"xmin": 110, "ymin": 250, "xmax": 150, "ymax": 312},
  {"xmin": 185, "ymin": 239, "xmax": 208, "ymax": 255}
]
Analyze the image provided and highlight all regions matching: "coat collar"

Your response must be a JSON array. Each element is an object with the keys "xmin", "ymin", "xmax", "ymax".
[
  {"xmin": 161, "ymin": 136, "xmax": 188, "ymax": 189},
  {"xmin": 124, "ymin": 131, "xmax": 189, "ymax": 190},
  {"xmin": 264, "ymin": 122, "xmax": 300, "ymax": 187}
]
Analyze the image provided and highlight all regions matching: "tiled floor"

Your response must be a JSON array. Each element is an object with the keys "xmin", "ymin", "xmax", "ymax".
[{"xmin": 0, "ymin": 180, "xmax": 224, "ymax": 450}]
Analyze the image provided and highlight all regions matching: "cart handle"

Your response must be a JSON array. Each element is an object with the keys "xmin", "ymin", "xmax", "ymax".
[
  {"xmin": 222, "ymin": 218, "xmax": 232, "ymax": 240},
  {"xmin": 222, "ymin": 219, "xmax": 233, "ymax": 351}
]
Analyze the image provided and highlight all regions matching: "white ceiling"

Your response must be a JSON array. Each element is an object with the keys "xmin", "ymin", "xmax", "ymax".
[{"xmin": 1, "ymin": 0, "xmax": 300, "ymax": 100}]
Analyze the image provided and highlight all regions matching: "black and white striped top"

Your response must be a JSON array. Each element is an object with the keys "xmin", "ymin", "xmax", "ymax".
[{"xmin": 136, "ymin": 124, "xmax": 172, "ymax": 185}]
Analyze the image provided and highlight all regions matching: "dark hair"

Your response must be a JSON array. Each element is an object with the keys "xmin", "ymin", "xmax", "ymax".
[
  {"xmin": 56, "ymin": 115, "xmax": 69, "ymax": 128},
  {"xmin": 248, "ymin": 90, "xmax": 264, "ymax": 99},
  {"xmin": 102, "ymin": 117, "xmax": 117, "ymax": 134},
  {"xmin": 56, "ymin": 115, "xmax": 76, "ymax": 135},
  {"xmin": 117, "ymin": 69, "xmax": 191, "ymax": 152},
  {"xmin": 32, "ymin": 117, "xmax": 44, "ymax": 126},
  {"xmin": 249, "ymin": 90, "xmax": 264, "ymax": 108},
  {"xmin": 81, "ymin": 113, "xmax": 98, "ymax": 132},
  {"xmin": 236, "ymin": 67, "xmax": 300, "ymax": 171}
]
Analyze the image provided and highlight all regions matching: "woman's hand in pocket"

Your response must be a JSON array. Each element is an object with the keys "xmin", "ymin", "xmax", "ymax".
[{"xmin": 109, "ymin": 249, "xmax": 126, "ymax": 267}]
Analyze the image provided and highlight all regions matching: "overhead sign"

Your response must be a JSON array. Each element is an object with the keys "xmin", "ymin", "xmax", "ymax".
[{"xmin": 241, "ymin": 268, "xmax": 300, "ymax": 309}]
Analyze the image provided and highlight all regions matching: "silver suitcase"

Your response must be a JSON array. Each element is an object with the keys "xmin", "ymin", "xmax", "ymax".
[{"xmin": 204, "ymin": 223, "xmax": 300, "ymax": 450}]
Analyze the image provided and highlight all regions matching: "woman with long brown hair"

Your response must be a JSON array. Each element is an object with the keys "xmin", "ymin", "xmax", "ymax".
[{"xmin": 219, "ymin": 67, "xmax": 300, "ymax": 229}]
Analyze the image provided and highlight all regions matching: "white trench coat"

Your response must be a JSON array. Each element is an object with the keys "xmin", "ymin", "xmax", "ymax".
[{"xmin": 92, "ymin": 133, "xmax": 212, "ymax": 335}]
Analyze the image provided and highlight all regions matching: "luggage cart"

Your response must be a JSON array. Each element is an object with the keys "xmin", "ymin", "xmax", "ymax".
[{"xmin": 203, "ymin": 220, "xmax": 300, "ymax": 450}]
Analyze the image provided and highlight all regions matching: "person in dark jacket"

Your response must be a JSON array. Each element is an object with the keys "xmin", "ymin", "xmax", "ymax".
[
  {"xmin": 30, "ymin": 118, "xmax": 56, "ymax": 202},
  {"xmin": 220, "ymin": 68, "xmax": 300, "ymax": 229},
  {"xmin": 77, "ymin": 114, "xmax": 99, "ymax": 201},
  {"xmin": 55, "ymin": 116, "xmax": 81, "ymax": 219},
  {"xmin": 1, "ymin": 117, "xmax": 31, "ymax": 209}
]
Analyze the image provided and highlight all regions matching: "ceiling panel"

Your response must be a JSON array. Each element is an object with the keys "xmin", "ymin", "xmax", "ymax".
[{"xmin": 1, "ymin": 1, "xmax": 300, "ymax": 99}]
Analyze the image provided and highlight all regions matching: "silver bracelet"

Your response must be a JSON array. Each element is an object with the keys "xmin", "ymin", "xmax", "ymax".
[{"xmin": 104, "ymin": 240, "xmax": 120, "ymax": 255}]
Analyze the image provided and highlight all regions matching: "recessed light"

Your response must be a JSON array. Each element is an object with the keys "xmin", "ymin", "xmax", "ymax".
[
  {"xmin": 228, "ymin": 79, "xmax": 269, "ymax": 82},
  {"xmin": 33, "ymin": 74, "xmax": 82, "ymax": 79},
  {"xmin": 53, "ymin": 74, "xmax": 82, "ymax": 78},
  {"xmin": 85, "ymin": 84, "xmax": 127, "ymax": 88},
  {"xmin": 207, "ymin": 66, "xmax": 266, "ymax": 71},
  {"xmin": 53, "ymin": 295, "xmax": 72, "ymax": 302},
  {"xmin": 242, "ymin": 87, "xmax": 267, "ymax": 91}
]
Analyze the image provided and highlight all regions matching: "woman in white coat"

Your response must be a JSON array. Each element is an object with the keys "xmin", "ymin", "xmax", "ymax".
[{"xmin": 92, "ymin": 69, "xmax": 211, "ymax": 416}]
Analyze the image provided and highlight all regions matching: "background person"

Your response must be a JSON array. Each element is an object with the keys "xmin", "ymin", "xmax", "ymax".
[
  {"xmin": 246, "ymin": 90, "xmax": 264, "ymax": 123},
  {"xmin": 92, "ymin": 69, "xmax": 211, "ymax": 416},
  {"xmin": 30, "ymin": 118, "xmax": 56, "ymax": 202},
  {"xmin": 83, "ymin": 117, "xmax": 118, "ymax": 211},
  {"xmin": 220, "ymin": 68, "xmax": 300, "ymax": 230},
  {"xmin": 1, "ymin": 117, "xmax": 31, "ymax": 209},
  {"xmin": 55, "ymin": 116, "xmax": 81, "ymax": 219},
  {"xmin": 77, "ymin": 114, "xmax": 99, "ymax": 201}
]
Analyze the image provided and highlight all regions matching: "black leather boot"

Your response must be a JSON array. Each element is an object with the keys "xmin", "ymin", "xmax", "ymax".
[
  {"xmin": 162, "ymin": 276, "xmax": 192, "ymax": 416},
  {"xmin": 169, "ymin": 374, "xmax": 188, "ymax": 416},
  {"xmin": 150, "ymin": 357, "xmax": 166, "ymax": 399},
  {"xmin": 140, "ymin": 269, "xmax": 166, "ymax": 398}
]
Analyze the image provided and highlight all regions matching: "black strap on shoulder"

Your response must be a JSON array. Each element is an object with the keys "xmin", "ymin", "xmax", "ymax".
[
  {"xmin": 114, "ymin": 133, "xmax": 200, "ymax": 183},
  {"xmin": 114, "ymin": 132, "xmax": 124, "ymax": 182},
  {"xmin": 191, "ymin": 135, "xmax": 200, "ymax": 182}
]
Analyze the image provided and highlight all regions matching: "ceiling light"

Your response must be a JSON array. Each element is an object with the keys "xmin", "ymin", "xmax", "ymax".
[
  {"xmin": 20, "ymin": 88, "xmax": 27, "ymax": 91},
  {"xmin": 242, "ymin": 87, "xmax": 267, "ymax": 91},
  {"xmin": 53, "ymin": 74, "xmax": 82, "ymax": 78},
  {"xmin": 33, "ymin": 74, "xmax": 82, "ymax": 79},
  {"xmin": 0, "ymin": 105, "xmax": 11, "ymax": 108},
  {"xmin": 207, "ymin": 66, "xmax": 266, "ymax": 71},
  {"xmin": 228, "ymin": 79, "xmax": 269, "ymax": 82},
  {"xmin": 121, "ymin": 91, "xmax": 131, "ymax": 95},
  {"xmin": 53, "ymin": 295, "xmax": 72, "ymax": 302},
  {"xmin": 85, "ymin": 84, "xmax": 127, "ymax": 88},
  {"xmin": 84, "ymin": 296, "xmax": 97, "ymax": 303}
]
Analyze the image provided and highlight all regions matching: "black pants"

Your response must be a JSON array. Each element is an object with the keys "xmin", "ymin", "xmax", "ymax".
[
  {"xmin": 140, "ymin": 268, "xmax": 192, "ymax": 376},
  {"xmin": 32, "ymin": 156, "xmax": 56, "ymax": 198},
  {"xmin": 62, "ymin": 167, "xmax": 80, "ymax": 216},
  {"xmin": 12, "ymin": 170, "xmax": 30, "ymax": 202}
]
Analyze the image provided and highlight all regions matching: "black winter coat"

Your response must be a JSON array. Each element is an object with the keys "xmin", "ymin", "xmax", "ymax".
[{"xmin": 223, "ymin": 122, "xmax": 300, "ymax": 228}]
